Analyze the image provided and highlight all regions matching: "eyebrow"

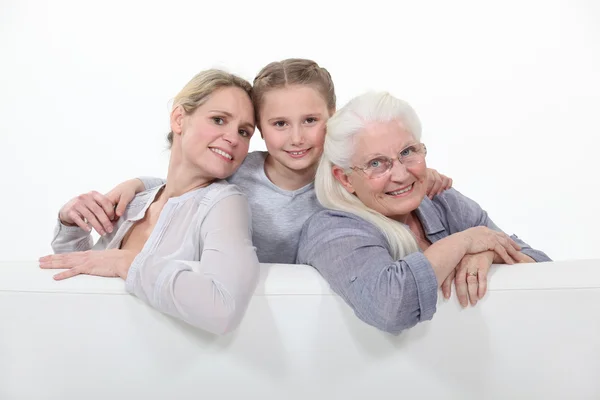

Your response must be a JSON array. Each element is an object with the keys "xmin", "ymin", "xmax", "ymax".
[
  {"xmin": 266, "ymin": 113, "xmax": 324, "ymax": 124},
  {"xmin": 362, "ymin": 142, "xmax": 419, "ymax": 160},
  {"xmin": 209, "ymin": 110, "xmax": 255, "ymax": 132}
]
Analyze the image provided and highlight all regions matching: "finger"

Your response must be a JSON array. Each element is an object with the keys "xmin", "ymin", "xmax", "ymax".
[
  {"xmin": 478, "ymin": 267, "xmax": 488, "ymax": 299},
  {"xmin": 39, "ymin": 254, "xmax": 82, "ymax": 269},
  {"xmin": 494, "ymin": 244, "xmax": 515, "ymax": 265},
  {"xmin": 77, "ymin": 206, "xmax": 106, "ymax": 236},
  {"xmin": 84, "ymin": 196, "xmax": 113, "ymax": 234},
  {"xmin": 429, "ymin": 172, "xmax": 443, "ymax": 199},
  {"xmin": 114, "ymin": 193, "xmax": 131, "ymax": 218},
  {"xmin": 91, "ymin": 191, "xmax": 116, "ymax": 222},
  {"xmin": 467, "ymin": 274, "xmax": 478, "ymax": 306},
  {"xmin": 446, "ymin": 177, "xmax": 453, "ymax": 190},
  {"xmin": 67, "ymin": 210, "xmax": 91, "ymax": 232},
  {"xmin": 53, "ymin": 267, "xmax": 83, "ymax": 281},
  {"xmin": 455, "ymin": 268, "xmax": 469, "ymax": 307},
  {"xmin": 441, "ymin": 270, "xmax": 455, "ymax": 299}
]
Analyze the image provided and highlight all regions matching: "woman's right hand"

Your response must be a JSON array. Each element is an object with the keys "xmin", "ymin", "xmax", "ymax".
[{"xmin": 459, "ymin": 226, "xmax": 521, "ymax": 265}]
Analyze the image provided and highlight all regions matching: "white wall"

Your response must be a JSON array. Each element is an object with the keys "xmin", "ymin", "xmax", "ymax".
[{"xmin": 1, "ymin": 0, "xmax": 599, "ymax": 261}]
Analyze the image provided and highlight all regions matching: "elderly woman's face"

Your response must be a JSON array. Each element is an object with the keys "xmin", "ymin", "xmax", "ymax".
[{"xmin": 343, "ymin": 120, "xmax": 428, "ymax": 220}]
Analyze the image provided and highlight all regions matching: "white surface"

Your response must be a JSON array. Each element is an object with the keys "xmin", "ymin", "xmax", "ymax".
[
  {"xmin": 1, "ymin": 259, "xmax": 599, "ymax": 399},
  {"xmin": 1, "ymin": 0, "xmax": 600, "ymax": 262}
]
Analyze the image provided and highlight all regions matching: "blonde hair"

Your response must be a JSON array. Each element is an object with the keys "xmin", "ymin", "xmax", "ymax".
[
  {"xmin": 252, "ymin": 58, "xmax": 336, "ymax": 123},
  {"xmin": 315, "ymin": 91, "xmax": 423, "ymax": 259},
  {"xmin": 167, "ymin": 69, "xmax": 253, "ymax": 147}
]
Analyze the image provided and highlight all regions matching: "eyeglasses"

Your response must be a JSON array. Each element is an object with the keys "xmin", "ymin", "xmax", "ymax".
[{"xmin": 350, "ymin": 143, "xmax": 427, "ymax": 179}]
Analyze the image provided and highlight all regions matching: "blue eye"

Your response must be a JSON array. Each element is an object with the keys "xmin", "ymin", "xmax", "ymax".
[
  {"xmin": 400, "ymin": 146, "xmax": 415, "ymax": 157},
  {"xmin": 369, "ymin": 160, "xmax": 382, "ymax": 168}
]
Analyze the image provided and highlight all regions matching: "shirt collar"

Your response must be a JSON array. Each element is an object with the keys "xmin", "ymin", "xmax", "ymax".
[{"xmin": 414, "ymin": 196, "xmax": 446, "ymax": 236}]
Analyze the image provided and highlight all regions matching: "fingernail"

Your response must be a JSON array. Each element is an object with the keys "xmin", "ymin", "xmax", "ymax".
[{"xmin": 107, "ymin": 226, "xmax": 113, "ymax": 233}]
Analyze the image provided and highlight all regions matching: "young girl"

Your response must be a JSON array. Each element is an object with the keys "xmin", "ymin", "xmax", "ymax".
[
  {"xmin": 39, "ymin": 69, "xmax": 260, "ymax": 335},
  {"xmin": 82, "ymin": 59, "xmax": 452, "ymax": 264}
]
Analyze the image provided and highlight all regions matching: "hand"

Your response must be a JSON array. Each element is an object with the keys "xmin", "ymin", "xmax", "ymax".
[
  {"xmin": 58, "ymin": 191, "xmax": 117, "ymax": 236},
  {"xmin": 105, "ymin": 178, "xmax": 145, "ymax": 219},
  {"xmin": 426, "ymin": 168, "xmax": 453, "ymax": 199},
  {"xmin": 454, "ymin": 251, "xmax": 494, "ymax": 307},
  {"xmin": 460, "ymin": 226, "xmax": 521, "ymax": 265},
  {"xmin": 39, "ymin": 249, "xmax": 136, "ymax": 281}
]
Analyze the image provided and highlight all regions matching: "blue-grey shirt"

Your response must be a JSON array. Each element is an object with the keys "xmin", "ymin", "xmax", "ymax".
[{"xmin": 296, "ymin": 188, "xmax": 551, "ymax": 335}]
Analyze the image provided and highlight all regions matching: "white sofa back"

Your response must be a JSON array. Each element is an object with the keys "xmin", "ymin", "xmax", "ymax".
[{"xmin": 1, "ymin": 259, "xmax": 599, "ymax": 399}]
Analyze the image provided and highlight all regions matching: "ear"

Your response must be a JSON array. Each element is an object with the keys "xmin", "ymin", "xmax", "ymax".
[
  {"xmin": 170, "ymin": 105, "xmax": 185, "ymax": 136},
  {"xmin": 332, "ymin": 165, "xmax": 355, "ymax": 194}
]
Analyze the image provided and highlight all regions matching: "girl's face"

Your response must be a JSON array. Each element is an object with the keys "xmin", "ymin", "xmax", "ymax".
[{"xmin": 258, "ymin": 85, "xmax": 332, "ymax": 174}]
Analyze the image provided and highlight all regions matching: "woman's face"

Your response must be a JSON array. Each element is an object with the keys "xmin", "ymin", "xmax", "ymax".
[
  {"xmin": 336, "ymin": 120, "xmax": 428, "ymax": 221},
  {"xmin": 171, "ymin": 86, "xmax": 255, "ymax": 180}
]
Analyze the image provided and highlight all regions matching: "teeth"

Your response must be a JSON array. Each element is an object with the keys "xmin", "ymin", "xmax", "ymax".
[
  {"xmin": 388, "ymin": 184, "xmax": 413, "ymax": 195},
  {"xmin": 289, "ymin": 150, "xmax": 308, "ymax": 155},
  {"xmin": 211, "ymin": 148, "xmax": 232, "ymax": 160}
]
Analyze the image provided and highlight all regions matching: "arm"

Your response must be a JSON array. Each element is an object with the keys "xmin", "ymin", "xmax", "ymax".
[
  {"xmin": 125, "ymin": 194, "xmax": 260, "ymax": 335},
  {"xmin": 297, "ymin": 211, "xmax": 477, "ymax": 335}
]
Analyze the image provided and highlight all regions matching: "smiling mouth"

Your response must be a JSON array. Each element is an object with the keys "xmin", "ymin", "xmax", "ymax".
[
  {"xmin": 386, "ymin": 183, "xmax": 414, "ymax": 196},
  {"xmin": 209, "ymin": 147, "xmax": 233, "ymax": 161},
  {"xmin": 285, "ymin": 149, "xmax": 311, "ymax": 158}
]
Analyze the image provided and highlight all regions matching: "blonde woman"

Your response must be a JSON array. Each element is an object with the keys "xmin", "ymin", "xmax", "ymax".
[
  {"xmin": 39, "ymin": 70, "xmax": 260, "ymax": 335},
  {"xmin": 297, "ymin": 91, "xmax": 551, "ymax": 334}
]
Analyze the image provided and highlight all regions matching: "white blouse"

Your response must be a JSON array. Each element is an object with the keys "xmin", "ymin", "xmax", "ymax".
[{"xmin": 51, "ymin": 180, "xmax": 260, "ymax": 335}]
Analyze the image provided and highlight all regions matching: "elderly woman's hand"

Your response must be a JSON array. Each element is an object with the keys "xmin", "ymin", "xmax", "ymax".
[
  {"xmin": 39, "ymin": 249, "xmax": 136, "ymax": 281},
  {"xmin": 426, "ymin": 168, "xmax": 453, "ymax": 199},
  {"xmin": 442, "ymin": 251, "xmax": 495, "ymax": 307},
  {"xmin": 459, "ymin": 226, "xmax": 521, "ymax": 265}
]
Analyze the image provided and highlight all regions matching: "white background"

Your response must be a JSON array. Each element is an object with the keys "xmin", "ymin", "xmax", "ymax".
[{"xmin": 1, "ymin": 0, "xmax": 599, "ymax": 261}]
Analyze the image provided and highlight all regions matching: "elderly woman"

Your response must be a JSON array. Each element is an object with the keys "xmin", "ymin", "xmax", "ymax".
[{"xmin": 296, "ymin": 91, "xmax": 551, "ymax": 335}]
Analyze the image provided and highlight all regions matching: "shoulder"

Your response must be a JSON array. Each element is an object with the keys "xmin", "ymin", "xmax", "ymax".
[
  {"xmin": 236, "ymin": 151, "xmax": 267, "ymax": 173},
  {"xmin": 301, "ymin": 208, "xmax": 385, "ymax": 242},
  {"xmin": 425, "ymin": 187, "xmax": 486, "ymax": 232}
]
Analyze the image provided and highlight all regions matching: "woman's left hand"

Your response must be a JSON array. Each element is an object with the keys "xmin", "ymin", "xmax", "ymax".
[
  {"xmin": 441, "ymin": 251, "xmax": 495, "ymax": 307},
  {"xmin": 426, "ymin": 168, "xmax": 453, "ymax": 199},
  {"xmin": 39, "ymin": 249, "xmax": 136, "ymax": 281}
]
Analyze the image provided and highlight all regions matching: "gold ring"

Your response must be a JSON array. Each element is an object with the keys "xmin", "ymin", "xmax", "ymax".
[{"xmin": 467, "ymin": 271, "xmax": 478, "ymax": 277}]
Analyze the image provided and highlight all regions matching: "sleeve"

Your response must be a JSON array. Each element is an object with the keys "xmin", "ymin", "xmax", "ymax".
[
  {"xmin": 297, "ymin": 212, "xmax": 438, "ymax": 335},
  {"xmin": 138, "ymin": 176, "xmax": 166, "ymax": 191},
  {"xmin": 51, "ymin": 219, "xmax": 93, "ymax": 253},
  {"xmin": 125, "ymin": 193, "xmax": 260, "ymax": 335},
  {"xmin": 437, "ymin": 188, "xmax": 552, "ymax": 262}
]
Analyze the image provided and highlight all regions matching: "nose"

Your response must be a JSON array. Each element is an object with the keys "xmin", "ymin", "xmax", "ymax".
[
  {"xmin": 223, "ymin": 128, "xmax": 239, "ymax": 147},
  {"xmin": 290, "ymin": 125, "xmax": 304, "ymax": 146},
  {"xmin": 389, "ymin": 159, "xmax": 410, "ymax": 181}
]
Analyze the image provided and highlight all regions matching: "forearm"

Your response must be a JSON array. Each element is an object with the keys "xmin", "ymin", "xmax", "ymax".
[
  {"xmin": 423, "ymin": 233, "xmax": 469, "ymax": 285},
  {"xmin": 137, "ymin": 176, "xmax": 167, "ymax": 192}
]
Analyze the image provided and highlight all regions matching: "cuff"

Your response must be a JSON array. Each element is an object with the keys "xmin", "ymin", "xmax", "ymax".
[{"xmin": 403, "ymin": 252, "xmax": 438, "ymax": 322}]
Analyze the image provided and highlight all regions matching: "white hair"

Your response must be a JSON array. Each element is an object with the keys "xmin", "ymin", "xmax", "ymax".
[{"xmin": 315, "ymin": 91, "xmax": 422, "ymax": 259}]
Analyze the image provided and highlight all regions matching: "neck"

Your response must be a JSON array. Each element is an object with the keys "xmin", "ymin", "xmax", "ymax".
[
  {"xmin": 163, "ymin": 152, "xmax": 215, "ymax": 199},
  {"xmin": 264, "ymin": 154, "xmax": 316, "ymax": 191}
]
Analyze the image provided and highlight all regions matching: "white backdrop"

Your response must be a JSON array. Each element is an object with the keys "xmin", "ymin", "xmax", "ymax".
[{"xmin": 1, "ymin": 0, "xmax": 599, "ymax": 261}]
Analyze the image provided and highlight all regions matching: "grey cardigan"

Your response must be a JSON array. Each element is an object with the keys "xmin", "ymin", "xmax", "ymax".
[{"xmin": 296, "ymin": 188, "xmax": 551, "ymax": 335}]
